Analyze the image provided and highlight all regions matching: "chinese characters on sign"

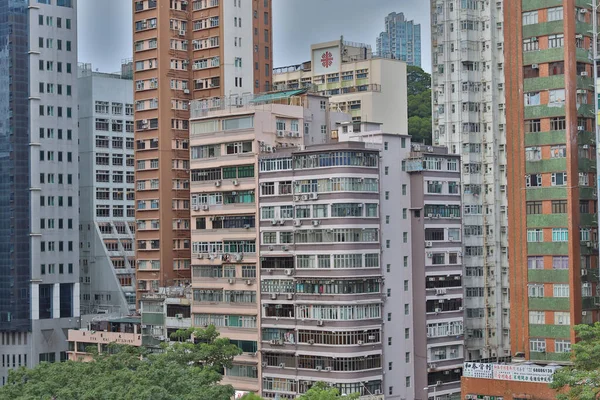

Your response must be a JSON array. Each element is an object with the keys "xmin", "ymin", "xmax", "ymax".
[
  {"xmin": 463, "ymin": 362, "xmax": 493, "ymax": 379},
  {"xmin": 493, "ymin": 364, "xmax": 558, "ymax": 383},
  {"xmin": 462, "ymin": 362, "xmax": 559, "ymax": 383}
]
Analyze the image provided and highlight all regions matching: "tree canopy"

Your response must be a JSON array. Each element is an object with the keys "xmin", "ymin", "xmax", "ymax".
[
  {"xmin": 550, "ymin": 323, "xmax": 600, "ymax": 400},
  {"xmin": 0, "ymin": 326, "xmax": 240, "ymax": 400},
  {"xmin": 406, "ymin": 66, "xmax": 432, "ymax": 144}
]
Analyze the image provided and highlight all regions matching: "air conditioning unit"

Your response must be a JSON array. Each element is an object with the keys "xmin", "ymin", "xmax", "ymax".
[
  {"xmin": 312, "ymin": 220, "xmax": 320, "ymax": 226},
  {"xmin": 310, "ymin": 193, "xmax": 318, "ymax": 200},
  {"xmin": 202, "ymin": 205, "xmax": 209, "ymax": 211},
  {"xmin": 196, "ymin": 253, "xmax": 203, "ymax": 259},
  {"xmin": 282, "ymin": 246, "xmax": 288, "ymax": 251},
  {"xmin": 294, "ymin": 132, "xmax": 301, "ymax": 138},
  {"xmin": 285, "ymin": 268, "xmax": 293, "ymax": 276},
  {"xmin": 279, "ymin": 363, "xmax": 285, "ymax": 368},
  {"xmin": 293, "ymin": 195, "xmax": 300, "ymax": 202},
  {"xmin": 581, "ymin": 71, "xmax": 588, "ymax": 76},
  {"xmin": 277, "ymin": 130, "xmax": 284, "ymax": 138},
  {"xmin": 357, "ymin": 340, "xmax": 364, "ymax": 345},
  {"xmin": 268, "ymin": 245, "xmax": 274, "ymax": 251},
  {"xmin": 232, "ymin": 179, "xmax": 239, "ymax": 186},
  {"xmin": 183, "ymin": 89, "xmax": 190, "ymax": 94},
  {"xmin": 215, "ymin": 180, "xmax": 221, "ymax": 187},
  {"xmin": 287, "ymin": 131, "xmax": 294, "ymax": 137},
  {"xmin": 435, "ymin": 308, "xmax": 442, "ymax": 313},
  {"xmin": 583, "ymin": 144, "xmax": 589, "ymax": 149},
  {"xmin": 582, "ymin": 269, "xmax": 588, "ymax": 276},
  {"xmin": 316, "ymin": 366, "xmax": 322, "ymax": 371},
  {"xmin": 270, "ymin": 293, "xmax": 277, "ymax": 300},
  {"xmin": 294, "ymin": 219, "xmax": 302, "ymax": 227},
  {"xmin": 261, "ymin": 362, "xmax": 267, "ymax": 367},
  {"xmin": 317, "ymin": 320, "xmax": 324, "ymax": 326},
  {"xmin": 578, "ymin": 126, "xmax": 586, "ymax": 131},
  {"xmin": 235, "ymin": 253, "xmax": 243, "ymax": 262},
  {"xmin": 179, "ymin": 30, "xmax": 186, "ymax": 36},
  {"xmin": 324, "ymin": 367, "xmax": 331, "ymax": 372},
  {"xmin": 301, "ymin": 194, "xmax": 309, "ymax": 201},
  {"xmin": 175, "ymin": 313, "xmax": 183, "ymax": 319},
  {"xmin": 246, "ymin": 279, "xmax": 253, "ymax": 285},
  {"xmin": 193, "ymin": 205, "xmax": 200, "ymax": 211},
  {"xmin": 271, "ymin": 220, "xmax": 278, "ymax": 226},
  {"xmin": 228, "ymin": 278, "xmax": 235, "ymax": 284},
  {"xmin": 531, "ymin": 64, "xmax": 539, "ymax": 69},
  {"xmin": 425, "ymin": 241, "xmax": 433, "ymax": 248},
  {"xmin": 427, "ymin": 253, "xmax": 433, "ymax": 258},
  {"xmin": 436, "ymin": 381, "xmax": 443, "ymax": 385},
  {"xmin": 287, "ymin": 293, "xmax": 293, "ymax": 300},
  {"xmin": 308, "ymin": 339, "xmax": 315, "ymax": 344}
]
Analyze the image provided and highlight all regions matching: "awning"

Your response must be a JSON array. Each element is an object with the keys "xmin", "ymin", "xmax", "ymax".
[{"xmin": 250, "ymin": 89, "xmax": 307, "ymax": 103}]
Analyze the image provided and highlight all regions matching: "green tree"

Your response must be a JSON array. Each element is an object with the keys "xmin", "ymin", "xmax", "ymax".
[
  {"xmin": 298, "ymin": 382, "xmax": 360, "ymax": 400},
  {"xmin": 406, "ymin": 66, "xmax": 432, "ymax": 144},
  {"xmin": 550, "ymin": 323, "xmax": 600, "ymax": 400},
  {"xmin": 0, "ymin": 326, "xmax": 240, "ymax": 400}
]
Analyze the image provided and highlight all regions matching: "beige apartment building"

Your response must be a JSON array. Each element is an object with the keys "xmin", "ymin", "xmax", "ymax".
[
  {"xmin": 132, "ymin": 0, "xmax": 272, "ymax": 304},
  {"xmin": 273, "ymin": 38, "xmax": 408, "ymax": 134},
  {"xmin": 188, "ymin": 91, "xmax": 345, "ymax": 394}
]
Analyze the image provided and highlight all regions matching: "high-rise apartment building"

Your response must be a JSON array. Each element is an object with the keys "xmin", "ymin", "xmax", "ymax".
[
  {"xmin": 505, "ymin": 0, "xmax": 598, "ymax": 363},
  {"xmin": 431, "ymin": 0, "xmax": 510, "ymax": 361},
  {"xmin": 132, "ymin": 0, "xmax": 272, "ymax": 303},
  {"xmin": 258, "ymin": 141, "xmax": 384, "ymax": 398},
  {"xmin": 273, "ymin": 39, "xmax": 408, "ymax": 134},
  {"xmin": 376, "ymin": 12, "xmax": 422, "ymax": 67},
  {"xmin": 405, "ymin": 145, "xmax": 464, "ymax": 400},
  {"xmin": 78, "ymin": 64, "xmax": 136, "ymax": 315},
  {"xmin": 0, "ymin": 0, "xmax": 79, "ymax": 384},
  {"xmin": 187, "ymin": 91, "xmax": 343, "ymax": 394}
]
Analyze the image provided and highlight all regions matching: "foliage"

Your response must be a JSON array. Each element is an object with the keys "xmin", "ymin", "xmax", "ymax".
[
  {"xmin": 0, "ymin": 326, "xmax": 240, "ymax": 400},
  {"xmin": 550, "ymin": 323, "xmax": 600, "ymax": 400},
  {"xmin": 297, "ymin": 382, "xmax": 360, "ymax": 400},
  {"xmin": 406, "ymin": 66, "xmax": 432, "ymax": 144}
]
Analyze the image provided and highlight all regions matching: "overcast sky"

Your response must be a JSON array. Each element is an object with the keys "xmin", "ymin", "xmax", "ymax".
[{"xmin": 77, "ymin": 0, "xmax": 431, "ymax": 73}]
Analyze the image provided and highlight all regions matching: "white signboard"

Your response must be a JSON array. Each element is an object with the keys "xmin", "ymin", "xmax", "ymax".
[
  {"xmin": 312, "ymin": 45, "xmax": 340, "ymax": 75},
  {"xmin": 463, "ymin": 362, "xmax": 493, "ymax": 379},
  {"xmin": 493, "ymin": 364, "xmax": 558, "ymax": 383}
]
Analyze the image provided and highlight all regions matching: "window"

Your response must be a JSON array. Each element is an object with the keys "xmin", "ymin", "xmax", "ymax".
[
  {"xmin": 551, "ymin": 172, "xmax": 567, "ymax": 186},
  {"xmin": 553, "ymin": 256, "xmax": 569, "ymax": 270},
  {"xmin": 555, "ymin": 312, "xmax": 570, "ymax": 325},
  {"xmin": 548, "ymin": 34, "xmax": 564, "ymax": 49},
  {"xmin": 526, "ymin": 201, "xmax": 542, "ymax": 215},
  {"xmin": 552, "ymin": 200, "xmax": 567, "ymax": 214},
  {"xmin": 527, "ymin": 256, "xmax": 543, "ymax": 270},
  {"xmin": 555, "ymin": 340, "xmax": 571, "ymax": 353},
  {"xmin": 524, "ymin": 92, "xmax": 540, "ymax": 106},
  {"xmin": 527, "ymin": 229, "xmax": 543, "ymax": 242},
  {"xmin": 553, "ymin": 284, "xmax": 569, "ymax": 298},
  {"xmin": 530, "ymin": 339, "xmax": 546, "ymax": 353},
  {"xmin": 547, "ymin": 6, "xmax": 563, "ymax": 21},
  {"xmin": 522, "ymin": 11, "xmax": 538, "ymax": 25},
  {"xmin": 529, "ymin": 311, "xmax": 544, "ymax": 324},
  {"xmin": 528, "ymin": 284, "xmax": 544, "ymax": 298},
  {"xmin": 552, "ymin": 228, "xmax": 568, "ymax": 242}
]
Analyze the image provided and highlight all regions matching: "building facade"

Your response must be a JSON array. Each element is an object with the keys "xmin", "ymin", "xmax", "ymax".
[
  {"xmin": 405, "ymin": 145, "xmax": 464, "ymax": 400},
  {"xmin": 505, "ymin": 0, "xmax": 598, "ymax": 363},
  {"xmin": 258, "ymin": 141, "xmax": 384, "ymax": 398},
  {"xmin": 430, "ymin": 0, "xmax": 510, "ymax": 361},
  {"xmin": 132, "ymin": 0, "xmax": 273, "ymax": 304},
  {"xmin": 273, "ymin": 38, "xmax": 408, "ymax": 135},
  {"xmin": 78, "ymin": 64, "xmax": 136, "ymax": 315},
  {"xmin": 376, "ymin": 12, "xmax": 422, "ymax": 67},
  {"xmin": 0, "ymin": 0, "xmax": 80, "ymax": 385},
  {"xmin": 188, "ymin": 91, "xmax": 341, "ymax": 394}
]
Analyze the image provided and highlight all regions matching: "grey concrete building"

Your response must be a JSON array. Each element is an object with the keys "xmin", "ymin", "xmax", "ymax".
[
  {"xmin": 405, "ymin": 144, "xmax": 464, "ymax": 400},
  {"xmin": 0, "ymin": 0, "xmax": 80, "ymax": 384},
  {"xmin": 78, "ymin": 64, "xmax": 136, "ymax": 315}
]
